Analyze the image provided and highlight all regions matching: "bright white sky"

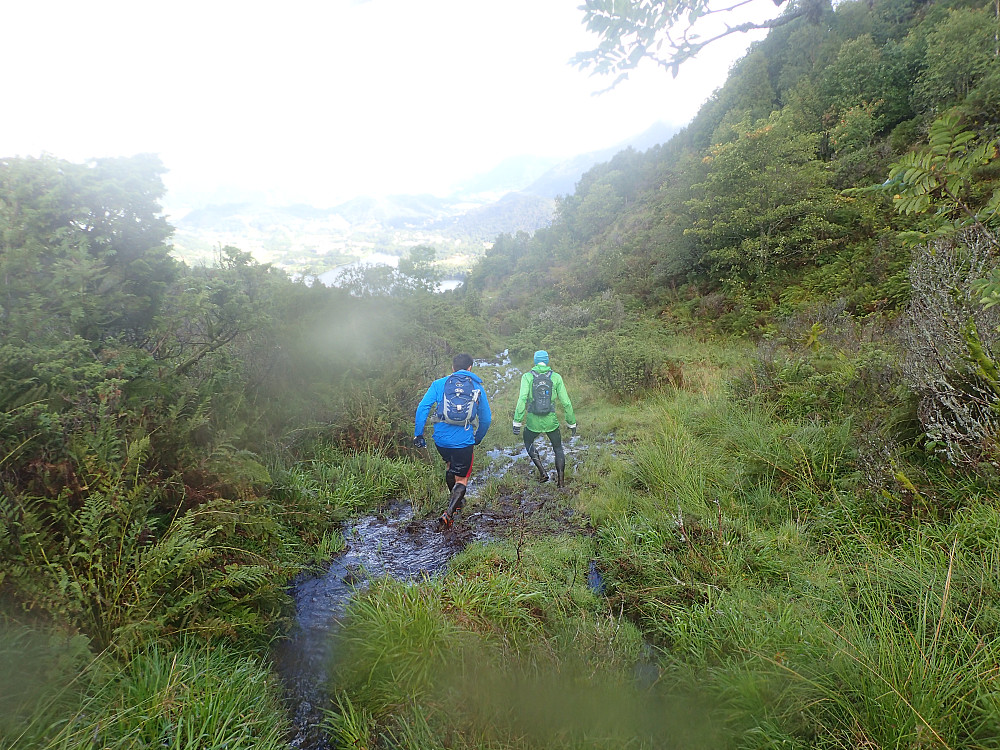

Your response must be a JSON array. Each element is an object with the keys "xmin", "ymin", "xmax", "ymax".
[{"xmin": 2, "ymin": 0, "xmax": 777, "ymax": 209}]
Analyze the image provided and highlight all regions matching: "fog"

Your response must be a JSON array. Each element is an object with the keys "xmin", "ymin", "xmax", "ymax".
[{"xmin": 2, "ymin": 0, "xmax": 779, "ymax": 211}]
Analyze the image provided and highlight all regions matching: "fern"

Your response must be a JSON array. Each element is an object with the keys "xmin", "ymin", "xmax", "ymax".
[
  {"xmin": 881, "ymin": 113, "xmax": 1000, "ymax": 245},
  {"xmin": 5, "ymin": 452, "xmax": 283, "ymax": 652}
]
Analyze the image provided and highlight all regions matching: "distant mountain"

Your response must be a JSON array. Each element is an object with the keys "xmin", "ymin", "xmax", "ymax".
[
  {"xmin": 176, "ymin": 195, "xmax": 455, "ymax": 235},
  {"xmin": 179, "ymin": 202, "xmax": 349, "ymax": 232},
  {"xmin": 330, "ymin": 194, "xmax": 452, "ymax": 226},
  {"xmin": 451, "ymin": 154, "xmax": 565, "ymax": 199},
  {"xmin": 180, "ymin": 202, "xmax": 254, "ymax": 230},
  {"xmin": 168, "ymin": 121, "xmax": 680, "ymax": 271},
  {"xmin": 430, "ymin": 192, "xmax": 556, "ymax": 239},
  {"xmin": 455, "ymin": 121, "xmax": 682, "ymax": 200}
]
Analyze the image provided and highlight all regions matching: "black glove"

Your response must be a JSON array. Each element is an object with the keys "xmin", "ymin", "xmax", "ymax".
[
  {"xmin": 513, "ymin": 425, "xmax": 521, "ymax": 436},
  {"xmin": 570, "ymin": 425, "xmax": 577, "ymax": 437},
  {"xmin": 413, "ymin": 435, "xmax": 427, "ymax": 449}
]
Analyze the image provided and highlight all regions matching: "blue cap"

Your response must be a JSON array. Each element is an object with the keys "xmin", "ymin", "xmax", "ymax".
[{"xmin": 534, "ymin": 350, "xmax": 549, "ymax": 364}]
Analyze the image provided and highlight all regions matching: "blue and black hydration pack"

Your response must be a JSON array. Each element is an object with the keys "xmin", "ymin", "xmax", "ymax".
[
  {"xmin": 528, "ymin": 370, "xmax": 554, "ymax": 415},
  {"xmin": 437, "ymin": 373, "xmax": 481, "ymax": 429}
]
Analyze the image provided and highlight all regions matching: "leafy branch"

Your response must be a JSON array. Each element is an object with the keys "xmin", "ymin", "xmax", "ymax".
[
  {"xmin": 573, "ymin": 0, "xmax": 821, "ymax": 83},
  {"xmin": 864, "ymin": 114, "xmax": 1000, "ymax": 309},
  {"xmin": 876, "ymin": 114, "xmax": 1000, "ymax": 248}
]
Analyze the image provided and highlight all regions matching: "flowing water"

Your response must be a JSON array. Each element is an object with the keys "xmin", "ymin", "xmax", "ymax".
[
  {"xmin": 271, "ymin": 499, "xmax": 491, "ymax": 748},
  {"xmin": 270, "ymin": 351, "xmax": 597, "ymax": 748}
]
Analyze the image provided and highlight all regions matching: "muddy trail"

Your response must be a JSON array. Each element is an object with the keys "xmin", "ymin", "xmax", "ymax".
[{"xmin": 270, "ymin": 354, "xmax": 601, "ymax": 749}]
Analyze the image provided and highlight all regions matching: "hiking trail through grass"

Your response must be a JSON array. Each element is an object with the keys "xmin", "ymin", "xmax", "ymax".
[{"xmin": 271, "ymin": 353, "xmax": 599, "ymax": 749}]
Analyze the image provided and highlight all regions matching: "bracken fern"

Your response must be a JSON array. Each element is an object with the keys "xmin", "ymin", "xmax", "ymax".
[{"xmin": 4, "ymin": 434, "xmax": 281, "ymax": 651}]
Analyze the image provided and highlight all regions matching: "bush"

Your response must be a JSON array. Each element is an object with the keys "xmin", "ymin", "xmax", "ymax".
[
  {"xmin": 901, "ymin": 231, "xmax": 1000, "ymax": 470},
  {"xmin": 578, "ymin": 331, "xmax": 682, "ymax": 400}
]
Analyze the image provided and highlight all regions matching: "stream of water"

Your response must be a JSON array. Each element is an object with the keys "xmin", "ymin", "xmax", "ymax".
[
  {"xmin": 270, "ymin": 351, "xmax": 595, "ymax": 748},
  {"xmin": 271, "ymin": 499, "xmax": 491, "ymax": 748},
  {"xmin": 271, "ymin": 352, "xmax": 519, "ymax": 747}
]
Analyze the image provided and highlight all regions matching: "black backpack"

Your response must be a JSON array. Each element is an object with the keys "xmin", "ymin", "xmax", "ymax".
[{"xmin": 529, "ymin": 370, "xmax": 554, "ymax": 415}]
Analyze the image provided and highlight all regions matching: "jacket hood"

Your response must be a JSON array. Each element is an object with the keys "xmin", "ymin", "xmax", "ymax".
[
  {"xmin": 531, "ymin": 364, "xmax": 552, "ymax": 373},
  {"xmin": 453, "ymin": 369, "xmax": 484, "ymax": 384}
]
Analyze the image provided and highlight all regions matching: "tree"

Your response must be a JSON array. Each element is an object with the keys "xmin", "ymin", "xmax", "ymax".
[
  {"xmin": 573, "ymin": 0, "xmax": 829, "ymax": 82},
  {"xmin": 820, "ymin": 34, "xmax": 912, "ymax": 131},
  {"xmin": 686, "ymin": 108, "xmax": 848, "ymax": 279},
  {"xmin": 563, "ymin": 179, "xmax": 626, "ymax": 240},
  {"xmin": 156, "ymin": 246, "xmax": 283, "ymax": 377},
  {"xmin": 707, "ymin": 51, "xmax": 779, "ymax": 143},
  {"xmin": 337, "ymin": 246, "xmax": 442, "ymax": 298},
  {"xmin": 0, "ymin": 155, "xmax": 98, "ymax": 343},
  {"xmin": 912, "ymin": 7, "xmax": 999, "ymax": 115},
  {"xmin": 397, "ymin": 245, "xmax": 442, "ymax": 293},
  {"xmin": 72, "ymin": 155, "xmax": 177, "ymax": 343},
  {"xmin": 0, "ymin": 154, "xmax": 177, "ymax": 346}
]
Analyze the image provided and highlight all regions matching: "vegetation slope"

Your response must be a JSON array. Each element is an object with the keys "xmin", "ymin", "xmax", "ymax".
[{"xmin": 3, "ymin": 0, "xmax": 1000, "ymax": 746}]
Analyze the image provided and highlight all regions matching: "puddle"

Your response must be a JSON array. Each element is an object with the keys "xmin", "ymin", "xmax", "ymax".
[
  {"xmin": 480, "ymin": 434, "xmax": 587, "ymax": 484},
  {"xmin": 587, "ymin": 559, "xmax": 605, "ymax": 595},
  {"xmin": 473, "ymin": 349, "xmax": 521, "ymax": 399}
]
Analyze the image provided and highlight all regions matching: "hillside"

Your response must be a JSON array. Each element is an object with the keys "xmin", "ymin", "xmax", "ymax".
[
  {"xmin": 5, "ymin": 0, "xmax": 1000, "ymax": 748},
  {"xmin": 464, "ymin": 0, "xmax": 1000, "ymax": 335}
]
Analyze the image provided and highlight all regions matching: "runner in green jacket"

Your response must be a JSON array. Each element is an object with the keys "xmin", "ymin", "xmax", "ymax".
[{"xmin": 512, "ymin": 350, "xmax": 577, "ymax": 487}]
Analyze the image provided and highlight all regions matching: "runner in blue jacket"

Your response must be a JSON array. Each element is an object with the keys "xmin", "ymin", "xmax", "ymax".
[{"xmin": 414, "ymin": 353, "xmax": 492, "ymax": 528}]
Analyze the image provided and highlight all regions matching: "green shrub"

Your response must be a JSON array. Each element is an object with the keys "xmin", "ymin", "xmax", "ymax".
[
  {"xmin": 2, "ymin": 436, "xmax": 287, "ymax": 652},
  {"xmin": 578, "ymin": 331, "xmax": 682, "ymax": 400}
]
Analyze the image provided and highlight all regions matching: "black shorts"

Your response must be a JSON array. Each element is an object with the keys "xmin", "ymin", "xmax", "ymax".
[{"xmin": 436, "ymin": 444, "xmax": 475, "ymax": 479}]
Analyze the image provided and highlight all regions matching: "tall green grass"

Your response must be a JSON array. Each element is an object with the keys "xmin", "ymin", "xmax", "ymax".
[
  {"xmin": 656, "ymin": 543, "xmax": 1000, "ymax": 748},
  {"xmin": 0, "ymin": 621, "xmax": 93, "ymax": 749},
  {"xmin": 326, "ymin": 331, "xmax": 1000, "ymax": 748},
  {"xmin": 806, "ymin": 546, "xmax": 1000, "ymax": 748},
  {"xmin": 0, "ymin": 634, "xmax": 289, "ymax": 750},
  {"xmin": 322, "ymin": 533, "xmax": 721, "ymax": 749},
  {"xmin": 575, "ymin": 336, "xmax": 1000, "ymax": 748},
  {"xmin": 271, "ymin": 445, "xmax": 435, "ymax": 522}
]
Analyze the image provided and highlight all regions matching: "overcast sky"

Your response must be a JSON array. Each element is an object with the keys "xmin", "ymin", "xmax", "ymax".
[{"xmin": 2, "ymin": 0, "xmax": 777, "ymax": 209}]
